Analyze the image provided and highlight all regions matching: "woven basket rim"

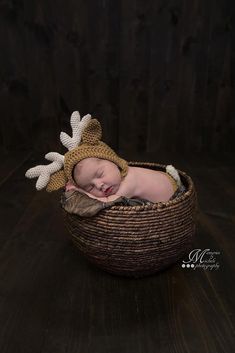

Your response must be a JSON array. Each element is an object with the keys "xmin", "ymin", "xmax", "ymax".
[{"xmin": 106, "ymin": 161, "xmax": 195, "ymax": 212}]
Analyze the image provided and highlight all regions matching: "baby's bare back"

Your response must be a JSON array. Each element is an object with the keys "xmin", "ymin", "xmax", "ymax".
[
  {"xmin": 65, "ymin": 166, "xmax": 176, "ymax": 203},
  {"xmin": 117, "ymin": 167, "xmax": 175, "ymax": 202}
]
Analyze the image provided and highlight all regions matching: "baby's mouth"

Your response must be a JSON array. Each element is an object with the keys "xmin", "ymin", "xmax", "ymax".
[{"xmin": 104, "ymin": 186, "xmax": 113, "ymax": 196}]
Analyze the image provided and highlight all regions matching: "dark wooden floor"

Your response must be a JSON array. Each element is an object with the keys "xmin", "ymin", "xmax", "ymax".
[{"xmin": 0, "ymin": 150, "xmax": 234, "ymax": 353}]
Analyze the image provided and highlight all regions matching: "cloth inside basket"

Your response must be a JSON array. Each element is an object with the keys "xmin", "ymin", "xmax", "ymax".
[{"xmin": 61, "ymin": 183, "xmax": 186, "ymax": 217}]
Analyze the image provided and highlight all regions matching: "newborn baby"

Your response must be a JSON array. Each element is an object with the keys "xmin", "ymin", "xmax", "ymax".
[
  {"xmin": 25, "ymin": 112, "xmax": 183, "ymax": 206},
  {"xmin": 65, "ymin": 157, "xmax": 180, "ymax": 203}
]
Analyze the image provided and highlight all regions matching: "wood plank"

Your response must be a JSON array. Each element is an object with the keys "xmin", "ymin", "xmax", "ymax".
[{"xmin": 0, "ymin": 153, "xmax": 234, "ymax": 353}]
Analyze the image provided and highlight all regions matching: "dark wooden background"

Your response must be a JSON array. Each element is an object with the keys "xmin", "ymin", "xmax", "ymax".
[
  {"xmin": 0, "ymin": 0, "xmax": 234, "ymax": 157},
  {"xmin": 0, "ymin": 1, "xmax": 235, "ymax": 353}
]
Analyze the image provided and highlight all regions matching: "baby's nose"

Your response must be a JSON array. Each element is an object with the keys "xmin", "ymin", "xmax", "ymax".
[{"xmin": 95, "ymin": 180, "xmax": 104, "ymax": 191}]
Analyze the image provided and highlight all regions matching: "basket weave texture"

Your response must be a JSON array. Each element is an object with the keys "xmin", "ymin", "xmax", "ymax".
[{"xmin": 64, "ymin": 162, "xmax": 197, "ymax": 277}]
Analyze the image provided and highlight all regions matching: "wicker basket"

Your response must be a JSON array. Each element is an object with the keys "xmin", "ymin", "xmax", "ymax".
[{"xmin": 64, "ymin": 162, "xmax": 197, "ymax": 277}]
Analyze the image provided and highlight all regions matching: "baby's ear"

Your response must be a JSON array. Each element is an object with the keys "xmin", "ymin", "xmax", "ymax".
[{"xmin": 81, "ymin": 119, "xmax": 102, "ymax": 145}]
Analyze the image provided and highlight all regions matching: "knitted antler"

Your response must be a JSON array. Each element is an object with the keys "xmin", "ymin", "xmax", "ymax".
[
  {"xmin": 25, "ymin": 152, "xmax": 65, "ymax": 190},
  {"xmin": 60, "ymin": 111, "xmax": 91, "ymax": 150},
  {"xmin": 25, "ymin": 110, "xmax": 92, "ymax": 191}
]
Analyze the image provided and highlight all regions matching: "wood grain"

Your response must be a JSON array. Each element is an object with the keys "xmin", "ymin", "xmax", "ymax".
[
  {"xmin": 0, "ymin": 1, "xmax": 233, "ymax": 155},
  {"xmin": 0, "ymin": 153, "xmax": 234, "ymax": 353}
]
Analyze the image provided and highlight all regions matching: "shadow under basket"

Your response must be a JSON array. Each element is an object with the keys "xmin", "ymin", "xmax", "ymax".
[{"xmin": 64, "ymin": 162, "xmax": 197, "ymax": 277}]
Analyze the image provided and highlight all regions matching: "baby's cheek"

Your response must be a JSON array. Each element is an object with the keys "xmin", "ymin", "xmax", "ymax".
[{"xmin": 91, "ymin": 189, "xmax": 105, "ymax": 197}]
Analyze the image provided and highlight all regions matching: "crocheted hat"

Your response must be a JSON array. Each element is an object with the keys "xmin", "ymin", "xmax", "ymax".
[{"xmin": 25, "ymin": 111, "xmax": 128, "ymax": 192}]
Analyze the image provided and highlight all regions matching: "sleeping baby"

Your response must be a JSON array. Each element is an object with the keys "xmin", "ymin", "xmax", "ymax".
[
  {"xmin": 66, "ymin": 157, "xmax": 182, "ymax": 203},
  {"xmin": 25, "ymin": 111, "xmax": 185, "ymax": 216}
]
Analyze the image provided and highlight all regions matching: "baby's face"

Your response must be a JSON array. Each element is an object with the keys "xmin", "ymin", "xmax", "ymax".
[{"xmin": 73, "ymin": 158, "xmax": 122, "ymax": 197}]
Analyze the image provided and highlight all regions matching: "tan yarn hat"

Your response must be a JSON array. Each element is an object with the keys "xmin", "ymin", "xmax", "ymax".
[{"xmin": 25, "ymin": 111, "xmax": 128, "ymax": 192}]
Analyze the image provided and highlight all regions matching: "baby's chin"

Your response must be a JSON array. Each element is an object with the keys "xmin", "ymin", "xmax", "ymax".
[
  {"xmin": 90, "ymin": 190, "xmax": 107, "ymax": 198},
  {"xmin": 106, "ymin": 185, "xmax": 119, "ymax": 196}
]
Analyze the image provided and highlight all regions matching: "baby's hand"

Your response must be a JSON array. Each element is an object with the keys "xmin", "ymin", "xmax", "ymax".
[
  {"xmin": 65, "ymin": 182, "xmax": 121, "ymax": 203},
  {"xmin": 65, "ymin": 181, "xmax": 80, "ymax": 192},
  {"xmin": 75, "ymin": 187, "xmax": 121, "ymax": 203}
]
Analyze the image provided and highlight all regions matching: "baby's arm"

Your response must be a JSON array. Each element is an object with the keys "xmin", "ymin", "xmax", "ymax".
[
  {"xmin": 65, "ymin": 182, "xmax": 120, "ymax": 202},
  {"xmin": 77, "ymin": 188, "xmax": 121, "ymax": 202}
]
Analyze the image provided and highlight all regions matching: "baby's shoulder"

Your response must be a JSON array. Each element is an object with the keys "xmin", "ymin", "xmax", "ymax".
[
  {"xmin": 116, "ymin": 167, "xmax": 139, "ymax": 197},
  {"xmin": 134, "ymin": 167, "xmax": 165, "ymax": 180}
]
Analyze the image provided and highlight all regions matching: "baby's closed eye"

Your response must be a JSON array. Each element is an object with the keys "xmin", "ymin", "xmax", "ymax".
[{"xmin": 97, "ymin": 170, "xmax": 103, "ymax": 178}]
